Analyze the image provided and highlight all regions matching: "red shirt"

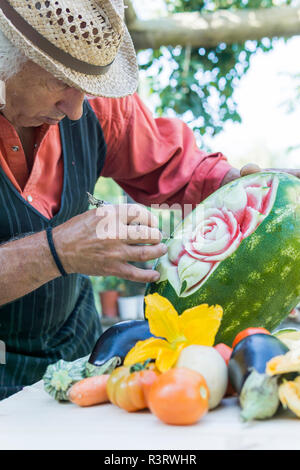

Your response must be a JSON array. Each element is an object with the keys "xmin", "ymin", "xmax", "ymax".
[{"xmin": 0, "ymin": 93, "xmax": 232, "ymax": 219}]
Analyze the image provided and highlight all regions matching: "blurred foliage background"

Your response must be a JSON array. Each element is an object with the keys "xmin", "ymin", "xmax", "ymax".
[{"xmin": 136, "ymin": 0, "xmax": 293, "ymax": 144}]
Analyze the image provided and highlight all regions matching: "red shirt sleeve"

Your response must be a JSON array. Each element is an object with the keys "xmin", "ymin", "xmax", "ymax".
[{"xmin": 89, "ymin": 93, "xmax": 233, "ymax": 207}]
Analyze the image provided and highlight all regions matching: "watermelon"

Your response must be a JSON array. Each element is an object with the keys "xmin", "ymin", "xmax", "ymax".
[{"xmin": 146, "ymin": 172, "xmax": 300, "ymax": 346}]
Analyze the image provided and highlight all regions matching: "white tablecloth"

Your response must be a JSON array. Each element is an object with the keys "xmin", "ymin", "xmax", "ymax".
[{"xmin": 0, "ymin": 381, "xmax": 300, "ymax": 450}]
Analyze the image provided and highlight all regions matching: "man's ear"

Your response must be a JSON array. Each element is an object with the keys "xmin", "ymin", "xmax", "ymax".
[{"xmin": 0, "ymin": 81, "xmax": 5, "ymax": 110}]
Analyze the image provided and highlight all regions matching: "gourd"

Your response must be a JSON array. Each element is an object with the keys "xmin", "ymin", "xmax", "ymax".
[
  {"xmin": 239, "ymin": 369, "xmax": 280, "ymax": 421},
  {"xmin": 43, "ymin": 356, "xmax": 89, "ymax": 401},
  {"xmin": 43, "ymin": 356, "xmax": 120, "ymax": 401},
  {"xmin": 176, "ymin": 345, "xmax": 228, "ymax": 409}
]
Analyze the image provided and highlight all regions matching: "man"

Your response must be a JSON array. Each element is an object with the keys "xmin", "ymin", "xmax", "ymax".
[{"xmin": 0, "ymin": 0, "xmax": 298, "ymax": 400}]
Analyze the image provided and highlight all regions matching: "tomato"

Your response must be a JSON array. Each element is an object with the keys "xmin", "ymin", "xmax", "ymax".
[
  {"xmin": 232, "ymin": 327, "xmax": 271, "ymax": 349},
  {"xmin": 106, "ymin": 364, "xmax": 159, "ymax": 412},
  {"xmin": 214, "ymin": 343, "xmax": 232, "ymax": 365},
  {"xmin": 214, "ymin": 343, "xmax": 236, "ymax": 397},
  {"xmin": 147, "ymin": 368, "xmax": 209, "ymax": 426}
]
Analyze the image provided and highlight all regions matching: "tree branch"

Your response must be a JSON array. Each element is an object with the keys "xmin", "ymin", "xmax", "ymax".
[
  {"xmin": 124, "ymin": 0, "xmax": 138, "ymax": 27},
  {"xmin": 128, "ymin": 6, "xmax": 300, "ymax": 50}
]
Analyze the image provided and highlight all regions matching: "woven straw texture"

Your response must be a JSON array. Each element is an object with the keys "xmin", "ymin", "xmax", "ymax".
[{"xmin": 0, "ymin": 0, "xmax": 139, "ymax": 97}]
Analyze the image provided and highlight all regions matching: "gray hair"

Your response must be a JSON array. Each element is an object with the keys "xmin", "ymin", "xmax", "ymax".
[{"xmin": 0, "ymin": 28, "xmax": 27, "ymax": 81}]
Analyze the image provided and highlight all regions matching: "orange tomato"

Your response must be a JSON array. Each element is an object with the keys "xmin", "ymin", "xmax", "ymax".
[
  {"xmin": 147, "ymin": 367, "xmax": 209, "ymax": 426},
  {"xmin": 232, "ymin": 327, "xmax": 271, "ymax": 349},
  {"xmin": 106, "ymin": 365, "xmax": 159, "ymax": 412}
]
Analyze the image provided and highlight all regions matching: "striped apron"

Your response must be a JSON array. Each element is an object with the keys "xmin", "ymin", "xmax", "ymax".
[{"xmin": 0, "ymin": 101, "xmax": 106, "ymax": 399}]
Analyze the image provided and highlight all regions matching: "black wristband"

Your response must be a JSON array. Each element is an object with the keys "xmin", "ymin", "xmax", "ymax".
[{"xmin": 46, "ymin": 226, "xmax": 67, "ymax": 277}]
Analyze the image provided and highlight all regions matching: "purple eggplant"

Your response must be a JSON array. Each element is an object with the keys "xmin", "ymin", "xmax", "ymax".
[
  {"xmin": 88, "ymin": 320, "xmax": 154, "ymax": 367},
  {"xmin": 228, "ymin": 333, "xmax": 289, "ymax": 394}
]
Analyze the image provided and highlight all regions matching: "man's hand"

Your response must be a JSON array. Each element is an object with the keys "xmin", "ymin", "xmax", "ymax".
[
  {"xmin": 240, "ymin": 163, "xmax": 300, "ymax": 179},
  {"xmin": 0, "ymin": 203, "xmax": 166, "ymax": 306},
  {"xmin": 221, "ymin": 163, "xmax": 300, "ymax": 186},
  {"xmin": 53, "ymin": 204, "xmax": 167, "ymax": 283}
]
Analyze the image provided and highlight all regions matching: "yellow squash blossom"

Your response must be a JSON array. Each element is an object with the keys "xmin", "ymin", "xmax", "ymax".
[
  {"xmin": 278, "ymin": 377, "xmax": 300, "ymax": 418},
  {"xmin": 124, "ymin": 293, "xmax": 223, "ymax": 373},
  {"xmin": 266, "ymin": 348, "xmax": 300, "ymax": 376}
]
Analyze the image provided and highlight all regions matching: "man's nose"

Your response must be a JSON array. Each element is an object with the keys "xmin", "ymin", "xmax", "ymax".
[{"xmin": 56, "ymin": 87, "xmax": 85, "ymax": 121}]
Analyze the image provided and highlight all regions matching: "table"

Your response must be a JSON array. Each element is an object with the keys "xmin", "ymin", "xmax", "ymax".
[{"xmin": 0, "ymin": 381, "xmax": 300, "ymax": 450}]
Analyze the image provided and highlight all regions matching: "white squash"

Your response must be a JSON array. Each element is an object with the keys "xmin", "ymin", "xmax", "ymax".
[{"xmin": 176, "ymin": 345, "xmax": 228, "ymax": 409}]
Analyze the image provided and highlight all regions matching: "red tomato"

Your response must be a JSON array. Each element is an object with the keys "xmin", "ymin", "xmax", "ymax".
[
  {"xmin": 232, "ymin": 327, "xmax": 271, "ymax": 349},
  {"xmin": 214, "ymin": 343, "xmax": 232, "ymax": 365},
  {"xmin": 214, "ymin": 343, "xmax": 236, "ymax": 397}
]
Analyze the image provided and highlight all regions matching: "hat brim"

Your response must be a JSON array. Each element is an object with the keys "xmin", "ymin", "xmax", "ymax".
[{"xmin": 0, "ymin": 10, "xmax": 139, "ymax": 98}]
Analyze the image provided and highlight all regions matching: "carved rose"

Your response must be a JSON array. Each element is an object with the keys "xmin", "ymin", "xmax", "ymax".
[{"xmin": 157, "ymin": 175, "xmax": 278, "ymax": 296}]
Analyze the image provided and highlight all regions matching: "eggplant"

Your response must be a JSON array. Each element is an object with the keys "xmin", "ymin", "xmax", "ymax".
[
  {"xmin": 228, "ymin": 334, "xmax": 289, "ymax": 394},
  {"xmin": 88, "ymin": 319, "xmax": 154, "ymax": 367}
]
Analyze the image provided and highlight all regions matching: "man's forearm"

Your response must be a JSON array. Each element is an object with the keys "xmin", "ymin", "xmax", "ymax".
[{"xmin": 0, "ymin": 231, "xmax": 61, "ymax": 306}]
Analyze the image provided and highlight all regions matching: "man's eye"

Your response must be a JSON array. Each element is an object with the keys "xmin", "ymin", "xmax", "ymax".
[{"xmin": 47, "ymin": 78, "xmax": 69, "ymax": 92}]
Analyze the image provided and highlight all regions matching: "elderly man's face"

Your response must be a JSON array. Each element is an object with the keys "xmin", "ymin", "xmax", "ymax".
[{"xmin": 3, "ymin": 61, "xmax": 86, "ymax": 129}]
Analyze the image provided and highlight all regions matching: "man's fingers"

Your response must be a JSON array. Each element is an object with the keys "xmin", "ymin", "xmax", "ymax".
[
  {"xmin": 241, "ymin": 165, "xmax": 300, "ymax": 179},
  {"xmin": 116, "ymin": 262, "xmax": 161, "ymax": 283},
  {"xmin": 120, "ymin": 204, "xmax": 159, "ymax": 228},
  {"xmin": 126, "ymin": 225, "xmax": 162, "ymax": 244},
  {"xmin": 264, "ymin": 168, "xmax": 300, "ymax": 178},
  {"xmin": 95, "ymin": 204, "xmax": 159, "ymax": 240},
  {"xmin": 125, "ymin": 243, "xmax": 168, "ymax": 263},
  {"xmin": 240, "ymin": 163, "xmax": 261, "ymax": 177}
]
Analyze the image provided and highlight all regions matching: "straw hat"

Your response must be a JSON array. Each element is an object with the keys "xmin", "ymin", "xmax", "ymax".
[{"xmin": 0, "ymin": 0, "xmax": 139, "ymax": 97}]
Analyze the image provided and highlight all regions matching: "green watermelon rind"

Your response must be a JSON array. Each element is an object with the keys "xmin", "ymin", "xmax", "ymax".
[{"xmin": 146, "ymin": 173, "xmax": 300, "ymax": 346}]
